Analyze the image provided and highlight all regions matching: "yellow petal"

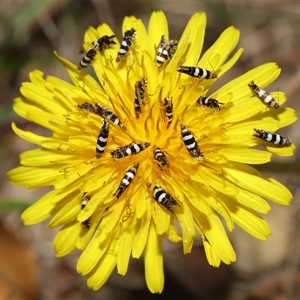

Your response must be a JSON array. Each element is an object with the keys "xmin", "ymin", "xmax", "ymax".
[
  {"xmin": 144, "ymin": 222, "xmax": 164, "ymax": 294},
  {"xmin": 217, "ymin": 63, "xmax": 281, "ymax": 101},
  {"xmin": 19, "ymin": 149, "xmax": 74, "ymax": 166},
  {"xmin": 217, "ymin": 189, "xmax": 271, "ymax": 214},
  {"xmin": 77, "ymin": 226, "xmax": 112, "ymax": 275},
  {"xmin": 180, "ymin": 12, "xmax": 206, "ymax": 65},
  {"xmin": 20, "ymin": 82, "xmax": 64, "ymax": 115},
  {"xmin": 54, "ymin": 51, "xmax": 103, "ymax": 92},
  {"xmin": 87, "ymin": 238, "xmax": 118, "ymax": 290},
  {"xmin": 218, "ymin": 47, "xmax": 244, "ymax": 77},
  {"xmin": 11, "ymin": 122, "xmax": 45, "ymax": 145},
  {"xmin": 201, "ymin": 212, "xmax": 236, "ymax": 264},
  {"xmin": 117, "ymin": 217, "xmax": 137, "ymax": 276},
  {"xmin": 203, "ymin": 239, "xmax": 221, "ymax": 267},
  {"xmin": 153, "ymin": 203, "xmax": 171, "ymax": 235},
  {"xmin": 223, "ymin": 199, "xmax": 271, "ymax": 240},
  {"xmin": 199, "ymin": 26, "xmax": 240, "ymax": 71},
  {"xmin": 8, "ymin": 166, "xmax": 60, "ymax": 188},
  {"xmin": 205, "ymin": 192, "xmax": 234, "ymax": 231},
  {"xmin": 48, "ymin": 194, "xmax": 79, "ymax": 228},
  {"xmin": 176, "ymin": 202, "xmax": 196, "ymax": 254},
  {"xmin": 221, "ymin": 96, "xmax": 264, "ymax": 123},
  {"xmin": 266, "ymin": 144, "xmax": 296, "ymax": 157},
  {"xmin": 224, "ymin": 164, "xmax": 292, "ymax": 205},
  {"xmin": 21, "ymin": 190, "xmax": 60, "ymax": 224},
  {"xmin": 54, "ymin": 221, "xmax": 82, "ymax": 256},
  {"xmin": 148, "ymin": 11, "xmax": 169, "ymax": 57},
  {"xmin": 219, "ymin": 148, "xmax": 272, "ymax": 164},
  {"xmin": 132, "ymin": 207, "xmax": 151, "ymax": 258},
  {"xmin": 165, "ymin": 223, "xmax": 182, "ymax": 243},
  {"xmin": 135, "ymin": 18, "xmax": 150, "ymax": 57}
]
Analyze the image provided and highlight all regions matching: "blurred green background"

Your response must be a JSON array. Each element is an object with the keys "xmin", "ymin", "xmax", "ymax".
[{"xmin": 0, "ymin": 1, "xmax": 299, "ymax": 299}]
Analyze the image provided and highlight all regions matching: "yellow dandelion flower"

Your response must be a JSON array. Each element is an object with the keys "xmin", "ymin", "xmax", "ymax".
[{"xmin": 7, "ymin": 11, "xmax": 297, "ymax": 293}]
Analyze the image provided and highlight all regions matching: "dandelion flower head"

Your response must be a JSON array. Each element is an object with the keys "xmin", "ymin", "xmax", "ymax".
[{"xmin": 7, "ymin": 11, "xmax": 297, "ymax": 293}]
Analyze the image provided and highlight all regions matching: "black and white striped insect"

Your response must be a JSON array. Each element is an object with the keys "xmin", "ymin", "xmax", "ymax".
[
  {"xmin": 134, "ymin": 78, "xmax": 147, "ymax": 118},
  {"xmin": 197, "ymin": 96, "xmax": 223, "ymax": 110},
  {"xmin": 78, "ymin": 102, "xmax": 126, "ymax": 130},
  {"xmin": 116, "ymin": 28, "xmax": 136, "ymax": 62},
  {"xmin": 248, "ymin": 81, "xmax": 279, "ymax": 109},
  {"xmin": 253, "ymin": 129, "xmax": 291, "ymax": 146},
  {"xmin": 81, "ymin": 194, "xmax": 91, "ymax": 229},
  {"xmin": 153, "ymin": 147, "xmax": 169, "ymax": 167},
  {"xmin": 178, "ymin": 66, "xmax": 217, "ymax": 79},
  {"xmin": 111, "ymin": 142, "xmax": 151, "ymax": 158},
  {"xmin": 134, "ymin": 93, "xmax": 142, "ymax": 118},
  {"xmin": 180, "ymin": 124, "xmax": 203, "ymax": 160},
  {"xmin": 78, "ymin": 102, "xmax": 97, "ymax": 113},
  {"xmin": 96, "ymin": 120, "xmax": 109, "ymax": 158},
  {"xmin": 156, "ymin": 35, "xmax": 178, "ymax": 67},
  {"xmin": 152, "ymin": 186, "xmax": 179, "ymax": 213},
  {"xmin": 114, "ymin": 163, "xmax": 139, "ymax": 199},
  {"xmin": 92, "ymin": 35, "xmax": 116, "ymax": 51},
  {"xmin": 135, "ymin": 78, "xmax": 148, "ymax": 106},
  {"xmin": 163, "ymin": 97, "xmax": 173, "ymax": 128},
  {"xmin": 94, "ymin": 103, "xmax": 126, "ymax": 130},
  {"xmin": 78, "ymin": 49, "xmax": 97, "ymax": 70}
]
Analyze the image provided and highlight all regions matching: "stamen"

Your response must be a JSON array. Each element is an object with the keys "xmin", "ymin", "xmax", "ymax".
[
  {"xmin": 144, "ymin": 104, "xmax": 156, "ymax": 139},
  {"xmin": 156, "ymin": 119, "xmax": 162, "ymax": 141}
]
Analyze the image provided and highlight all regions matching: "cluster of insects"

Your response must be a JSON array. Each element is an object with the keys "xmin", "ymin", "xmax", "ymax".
[
  {"xmin": 77, "ymin": 28, "xmax": 292, "ymax": 228},
  {"xmin": 78, "ymin": 27, "xmax": 136, "ymax": 69},
  {"xmin": 248, "ymin": 81, "xmax": 291, "ymax": 146}
]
